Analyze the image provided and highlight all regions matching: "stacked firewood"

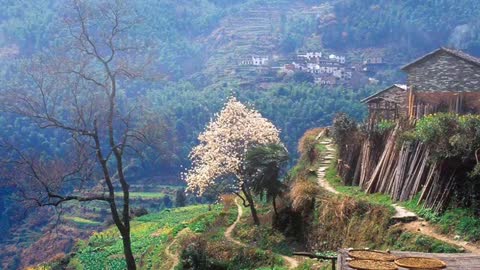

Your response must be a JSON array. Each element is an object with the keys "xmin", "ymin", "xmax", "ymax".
[{"xmin": 338, "ymin": 123, "xmax": 461, "ymax": 211}]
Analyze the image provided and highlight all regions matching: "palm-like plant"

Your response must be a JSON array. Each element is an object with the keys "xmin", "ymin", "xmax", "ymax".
[{"xmin": 245, "ymin": 143, "xmax": 289, "ymax": 216}]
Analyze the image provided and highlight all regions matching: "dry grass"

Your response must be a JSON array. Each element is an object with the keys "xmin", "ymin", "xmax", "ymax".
[
  {"xmin": 308, "ymin": 196, "xmax": 391, "ymax": 251},
  {"xmin": 290, "ymin": 180, "xmax": 320, "ymax": 212},
  {"xmin": 220, "ymin": 194, "xmax": 236, "ymax": 211},
  {"xmin": 298, "ymin": 128, "xmax": 324, "ymax": 161}
]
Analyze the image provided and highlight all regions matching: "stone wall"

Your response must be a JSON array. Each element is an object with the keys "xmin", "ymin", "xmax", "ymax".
[{"xmin": 406, "ymin": 51, "xmax": 480, "ymax": 92}]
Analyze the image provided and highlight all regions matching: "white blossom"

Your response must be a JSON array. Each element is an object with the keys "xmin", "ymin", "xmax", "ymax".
[{"xmin": 184, "ymin": 97, "xmax": 281, "ymax": 195}]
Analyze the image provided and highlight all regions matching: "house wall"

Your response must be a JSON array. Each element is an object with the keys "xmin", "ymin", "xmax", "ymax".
[
  {"xmin": 406, "ymin": 51, "xmax": 480, "ymax": 92},
  {"xmin": 366, "ymin": 86, "xmax": 408, "ymax": 118}
]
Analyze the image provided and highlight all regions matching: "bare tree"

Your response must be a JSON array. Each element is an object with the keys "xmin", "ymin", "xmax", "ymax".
[{"xmin": 1, "ymin": 1, "xmax": 153, "ymax": 269}]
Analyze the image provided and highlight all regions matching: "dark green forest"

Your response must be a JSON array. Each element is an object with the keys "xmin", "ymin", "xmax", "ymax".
[
  {"xmin": 3, "ymin": 0, "xmax": 479, "ymax": 176},
  {"xmin": 322, "ymin": 0, "xmax": 480, "ymax": 58}
]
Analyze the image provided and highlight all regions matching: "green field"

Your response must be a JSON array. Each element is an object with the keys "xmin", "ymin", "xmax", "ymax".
[
  {"xmin": 129, "ymin": 192, "xmax": 167, "ymax": 199},
  {"xmin": 69, "ymin": 205, "xmax": 222, "ymax": 270},
  {"xmin": 63, "ymin": 216, "xmax": 101, "ymax": 226}
]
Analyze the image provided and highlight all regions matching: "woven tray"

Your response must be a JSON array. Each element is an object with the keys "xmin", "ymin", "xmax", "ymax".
[
  {"xmin": 348, "ymin": 250, "xmax": 397, "ymax": 262},
  {"xmin": 394, "ymin": 257, "xmax": 447, "ymax": 269},
  {"xmin": 348, "ymin": 259, "xmax": 398, "ymax": 270}
]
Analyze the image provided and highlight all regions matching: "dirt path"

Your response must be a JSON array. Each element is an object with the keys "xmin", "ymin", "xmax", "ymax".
[
  {"xmin": 225, "ymin": 198, "xmax": 246, "ymax": 247},
  {"xmin": 317, "ymin": 137, "xmax": 418, "ymax": 221},
  {"xmin": 400, "ymin": 221, "xmax": 480, "ymax": 254},
  {"xmin": 164, "ymin": 228, "xmax": 186, "ymax": 270},
  {"xmin": 316, "ymin": 138, "xmax": 339, "ymax": 195},
  {"xmin": 317, "ymin": 136, "xmax": 480, "ymax": 254},
  {"xmin": 225, "ymin": 199, "xmax": 299, "ymax": 269}
]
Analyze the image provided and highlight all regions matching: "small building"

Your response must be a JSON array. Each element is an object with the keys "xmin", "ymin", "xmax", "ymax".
[
  {"xmin": 298, "ymin": 52, "xmax": 322, "ymax": 61},
  {"xmin": 329, "ymin": 54, "xmax": 346, "ymax": 64},
  {"xmin": 252, "ymin": 55, "xmax": 269, "ymax": 66},
  {"xmin": 362, "ymin": 50, "xmax": 385, "ymax": 74},
  {"xmin": 240, "ymin": 55, "xmax": 269, "ymax": 66},
  {"xmin": 361, "ymin": 84, "xmax": 408, "ymax": 122},
  {"xmin": 363, "ymin": 56, "xmax": 383, "ymax": 65},
  {"xmin": 402, "ymin": 47, "xmax": 480, "ymax": 118}
]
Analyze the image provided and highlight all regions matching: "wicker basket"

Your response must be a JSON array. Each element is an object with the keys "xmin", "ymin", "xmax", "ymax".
[
  {"xmin": 394, "ymin": 256, "xmax": 447, "ymax": 269},
  {"xmin": 348, "ymin": 249, "xmax": 397, "ymax": 262},
  {"xmin": 348, "ymin": 259, "xmax": 398, "ymax": 270}
]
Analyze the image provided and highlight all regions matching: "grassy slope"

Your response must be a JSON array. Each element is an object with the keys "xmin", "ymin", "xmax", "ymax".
[
  {"xmin": 322, "ymin": 144, "xmax": 480, "ymax": 243},
  {"xmin": 69, "ymin": 205, "xmax": 222, "ymax": 270},
  {"xmin": 324, "ymin": 161, "xmax": 394, "ymax": 209},
  {"xmin": 57, "ymin": 201, "xmax": 306, "ymax": 270},
  {"xmin": 293, "ymin": 133, "xmax": 463, "ymax": 254},
  {"xmin": 403, "ymin": 196, "xmax": 480, "ymax": 242},
  {"xmin": 324, "ymin": 154, "xmax": 463, "ymax": 252},
  {"xmin": 233, "ymin": 200, "xmax": 327, "ymax": 270}
]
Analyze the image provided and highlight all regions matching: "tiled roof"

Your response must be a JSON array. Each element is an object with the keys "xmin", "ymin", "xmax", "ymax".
[
  {"xmin": 361, "ymin": 84, "xmax": 407, "ymax": 103},
  {"xmin": 402, "ymin": 47, "xmax": 480, "ymax": 71}
]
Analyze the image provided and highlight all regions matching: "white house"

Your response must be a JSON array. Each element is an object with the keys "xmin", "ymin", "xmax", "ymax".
[{"xmin": 252, "ymin": 56, "xmax": 269, "ymax": 66}]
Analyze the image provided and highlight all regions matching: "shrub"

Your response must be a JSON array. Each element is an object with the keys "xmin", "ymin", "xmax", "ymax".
[
  {"xmin": 220, "ymin": 194, "xmax": 236, "ymax": 211},
  {"xmin": 289, "ymin": 180, "xmax": 319, "ymax": 212},
  {"xmin": 407, "ymin": 113, "xmax": 480, "ymax": 161},
  {"xmin": 180, "ymin": 236, "xmax": 216, "ymax": 270},
  {"xmin": 130, "ymin": 207, "xmax": 148, "ymax": 218},
  {"xmin": 387, "ymin": 231, "xmax": 462, "ymax": 253},
  {"xmin": 376, "ymin": 119, "xmax": 396, "ymax": 134},
  {"xmin": 179, "ymin": 235, "xmax": 281, "ymax": 269},
  {"xmin": 297, "ymin": 128, "xmax": 324, "ymax": 162},
  {"xmin": 332, "ymin": 113, "xmax": 357, "ymax": 146},
  {"xmin": 235, "ymin": 224, "xmax": 289, "ymax": 255}
]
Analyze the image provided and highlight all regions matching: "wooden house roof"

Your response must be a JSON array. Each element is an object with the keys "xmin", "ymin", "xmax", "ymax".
[
  {"xmin": 361, "ymin": 84, "xmax": 407, "ymax": 104},
  {"xmin": 401, "ymin": 47, "xmax": 480, "ymax": 71}
]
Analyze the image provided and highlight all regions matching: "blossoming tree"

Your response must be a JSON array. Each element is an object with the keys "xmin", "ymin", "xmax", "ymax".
[{"xmin": 185, "ymin": 97, "xmax": 282, "ymax": 225}]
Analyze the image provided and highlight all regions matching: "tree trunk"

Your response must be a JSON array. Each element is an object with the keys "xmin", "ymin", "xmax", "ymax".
[
  {"xmin": 272, "ymin": 195, "xmax": 278, "ymax": 217},
  {"xmin": 242, "ymin": 185, "xmax": 260, "ymax": 226},
  {"xmin": 120, "ymin": 229, "xmax": 136, "ymax": 270},
  {"xmin": 246, "ymin": 193, "xmax": 260, "ymax": 226}
]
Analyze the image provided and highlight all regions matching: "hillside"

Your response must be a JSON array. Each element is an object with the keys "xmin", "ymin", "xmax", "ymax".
[
  {"xmin": 34, "ymin": 203, "xmax": 308, "ymax": 270},
  {"xmin": 30, "ymin": 129, "xmax": 471, "ymax": 270},
  {"xmin": 3, "ymin": 1, "xmax": 480, "ymax": 269}
]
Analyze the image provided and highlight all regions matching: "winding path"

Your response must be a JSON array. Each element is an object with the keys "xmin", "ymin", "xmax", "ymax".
[
  {"xmin": 316, "ymin": 137, "xmax": 418, "ymax": 221},
  {"xmin": 316, "ymin": 135, "xmax": 480, "ymax": 254},
  {"xmin": 225, "ymin": 199, "xmax": 299, "ymax": 269},
  {"xmin": 400, "ymin": 221, "xmax": 480, "ymax": 254},
  {"xmin": 225, "ymin": 199, "xmax": 246, "ymax": 247},
  {"xmin": 165, "ymin": 229, "xmax": 185, "ymax": 270},
  {"xmin": 316, "ymin": 138, "xmax": 340, "ymax": 195}
]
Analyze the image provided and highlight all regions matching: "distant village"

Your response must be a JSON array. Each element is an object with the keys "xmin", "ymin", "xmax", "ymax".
[{"xmin": 238, "ymin": 50, "xmax": 388, "ymax": 87}]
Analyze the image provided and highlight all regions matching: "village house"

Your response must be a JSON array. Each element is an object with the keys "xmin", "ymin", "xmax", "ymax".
[
  {"xmin": 361, "ymin": 84, "xmax": 407, "ymax": 123},
  {"xmin": 363, "ymin": 47, "xmax": 480, "ymax": 122},
  {"xmin": 402, "ymin": 47, "xmax": 480, "ymax": 118},
  {"xmin": 329, "ymin": 54, "xmax": 346, "ymax": 64},
  {"xmin": 298, "ymin": 51, "xmax": 322, "ymax": 61},
  {"xmin": 362, "ymin": 50, "xmax": 386, "ymax": 74},
  {"xmin": 363, "ymin": 55, "xmax": 383, "ymax": 65},
  {"xmin": 240, "ymin": 55, "xmax": 269, "ymax": 66},
  {"xmin": 261, "ymin": 49, "xmax": 356, "ymax": 86}
]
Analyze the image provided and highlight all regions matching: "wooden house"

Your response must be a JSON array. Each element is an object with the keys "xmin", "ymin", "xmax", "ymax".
[
  {"xmin": 402, "ymin": 47, "xmax": 480, "ymax": 118},
  {"xmin": 361, "ymin": 84, "xmax": 407, "ymax": 123}
]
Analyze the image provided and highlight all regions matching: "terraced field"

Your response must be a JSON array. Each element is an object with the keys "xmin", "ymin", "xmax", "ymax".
[{"xmin": 70, "ymin": 205, "xmax": 223, "ymax": 270}]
